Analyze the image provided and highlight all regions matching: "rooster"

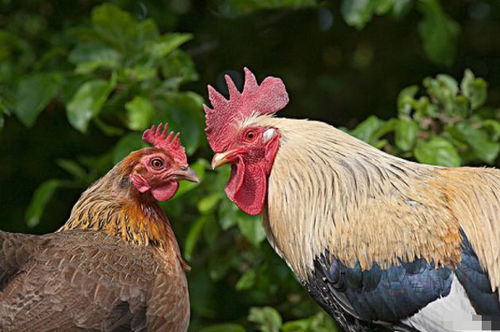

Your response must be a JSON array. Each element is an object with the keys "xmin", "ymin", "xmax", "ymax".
[
  {"xmin": 0, "ymin": 123, "xmax": 199, "ymax": 331},
  {"xmin": 205, "ymin": 68, "xmax": 500, "ymax": 331}
]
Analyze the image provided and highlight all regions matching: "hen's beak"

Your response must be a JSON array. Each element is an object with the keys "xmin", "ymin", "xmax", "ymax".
[
  {"xmin": 174, "ymin": 167, "xmax": 200, "ymax": 183},
  {"xmin": 211, "ymin": 151, "xmax": 233, "ymax": 169}
]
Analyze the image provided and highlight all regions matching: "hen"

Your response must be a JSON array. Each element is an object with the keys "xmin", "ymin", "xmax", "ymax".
[{"xmin": 0, "ymin": 123, "xmax": 199, "ymax": 332}]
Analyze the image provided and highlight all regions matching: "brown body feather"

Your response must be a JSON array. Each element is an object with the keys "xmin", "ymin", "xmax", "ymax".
[
  {"xmin": 250, "ymin": 116, "xmax": 499, "ymax": 292},
  {"xmin": 0, "ymin": 149, "xmax": 190, "ymax": 331}
]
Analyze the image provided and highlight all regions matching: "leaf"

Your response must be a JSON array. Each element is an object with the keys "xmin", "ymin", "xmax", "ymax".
[
  {"xmin": 218, "ymin": 197, "xmax": 239, "ymax": 230},
  {"xmin": 341, "ymin": 0, "xmax": 374, "ymax": 29},
  {"xmin": 69, "ymin": 43, "xmax": 121, "ymax": 74},
  {"xmin": 461, "ymin": 69, "xmax": 487, "ymax": 110},
  {"xmin": 236, "ymin": 268, "xmax": 256, "ymax": 290},
  {"xmin": 436, "ymin": 74, "xmax": 458, "ymax": 94},
  {"xmin": 482, "ymin": 119, "xmax": 500, "ymax": 141},
  {"xmin": 56, "ymin": 159, "xmax": 87, "ymax": 179},
  {"xmin": 349, "ymin": 115, "xmax": 382, "ymax": 143},
  {"xmin": 423, "ymin": 76, "xmax": 456, "ymax": 114},
  {"xmin": 91, "ymin": 4, "xmax": 137, "ymax": 52},
  {"xmin": 414, "ymin": 137, "xmax": 461, "ymax": 167},
  {"xmin": 125, "ymin": 96, "xmax": 155, "ymax": 131},
  {"xmin": 397, "ymin": 85, "xmax": 418, "ymax": 116},
  {"xmin": 391, "ymin": 0, "xmax": 412, "ymax": 18},
  {"xmin": 248, "ymin": 307, "xmax": 282, "ymax": 332},
  {"xmin": 15, "ymin": 72, "xmax": 62, "ymax": 127},
  {"xmin": 454, "ymin": 122, "xmax": 499, "ymax": 164},
  {"xmin": 395, "ymin": 119, "xmax": 419, "ymax": 151},
  {"xmin": 147, "ymin": 33, "xmax": 192, "ymax": 59},
  {"xmin": 417, "ymin": 0, "xmax": 459, "ymax": 66},
  {"xmin": 26, "ymin": 180, "xmax": 61, "ymax": 227},
  {"xmin": 198, "ymin": 193, "xmax": 221, "ymax": 214},
  {"xmin": 200, "ymin": 324, "xmax": 245, "ymax": 332},
  {"xmin": 184, "ymin": 215, "xmax": 208, "ymax": 260},
  {"xmin": 237, "ymin": 213, "xmax": 266, "ymax": 247},
  {"xmin": 283, "ymin": 312, "xmax": 338, "ymax": 332},
  {"xmin": 154, "ymin": 92, "xmax": 204, "ymax": 154},
  {"xmin": 112, "ymin": 132, "xmax": 147, "ymax": 164},
  {"xmin": 216, "ymin": 0, "xmax": 317, "ymax": 18},
  {"xmin": 203, "ymin": 214, "xmax": 220, "ymax": 246},
  {"xmin": 66, "ymin": 77, "xmax": 116, "ymax": 133},
  {"xmin": 161, "ymin": 49, "xmax": 199, "ymax": 85}
]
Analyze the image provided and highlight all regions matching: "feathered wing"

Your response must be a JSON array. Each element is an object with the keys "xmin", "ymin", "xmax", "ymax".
[
  {"xmin": 433, "ymin": 167, "xmax": 500, "ymax": 293},
  {"xmin": 0, "ymin": 230, "xmax": 188, "ymax": 332},
  {"xmin": 0, "ymin": 230, "xmax": 43, "ymax": 287}
]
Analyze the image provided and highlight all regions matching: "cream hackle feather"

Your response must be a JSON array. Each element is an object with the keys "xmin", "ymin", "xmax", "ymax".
[{"xmin": 247, "ymin": 115, "xmax": 500, "ymax": 293}]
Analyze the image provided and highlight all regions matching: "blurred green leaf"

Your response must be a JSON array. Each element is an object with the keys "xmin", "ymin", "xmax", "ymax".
[
  {"xmin": 198, "ymin": 193, "xmax": 222, "ymax": 214},
  {"xmin": 66, "ymin": 76, "xmax": 116, "ymax": 133},
  {"xmin": 236, "ymin": 268, "xmax": 256, "ymax": 291},
  {"xmin": 125, "ymin": 96, "xmax": 155, "ymax": 131},
  {"xmin": 391, "ymin": 0, "xmax": 412, "ymax": 18},
  {"xmin": 200, "ymin": 324, "xmax": 246, "ymax": 332},
  {"xmin": 395, "ymin": 119, "xmax": 419, "ymax": 151},
  {"xmin": 461, "ymin": 69, "xmax": 487, "ymax": 111},
  {"xmin": 341, "ymin": 0, "xmax": 373, "ymax": 29},
  {"xmin": 453, "ymin": 123, "xmax": 499, "ymax": 164},
  {"xmin": 112, "ymin": 132, "xmax": 147, "ymax": 164},
  {"xmin": 161, "ymin": 50, "xmax": 199, "ymax": 85},
  {"xmin": 414, "ymin": 137, "xmax": 461, "ymax": 166},
  {"xmin": 436, "ymin": 74, "xmax": 458, "ymax": 94},
  {"xmin": 418, "ymin": 0, "xmax": 459, "ymax": 66},
  {"xmin": 218, "ymin": 197, "xmax": 239, "ymax": 230},
  {"xmin": 155, "ymin": 92, "xmax": 204, "ymax": 154},
  {"xmin": 26, "ymin": 180, "xmax": 62, "ymax": 227},
  {"xmin": 15, "ymin": 72, "xmax": 62, "ymax": 127},
  {"xmin": 147, "ymin": 33, "xmax": 192, "ymax": 59},
  {"xmin": 350, "ymin": 115, "xmax": 382, "ymax": 143},
  {"xmin": 397, "ymin": 85, "xmax": 418, "ymax": 116},
  {"xmin": 249, "ymin": 307, "xmax": 282, "ymax": 332},
  {"xmin": 91, "ymin": 4, "xmax": 136, "ymax": 52},
  {"xmin": 57, "ymin": 159, "xmax": 87, "ymax": 180},
  {"xmin": 69, "ymin": 43, "xmax": 122, "ymax": 74},
  {"xmin": 217, "ymin": 0, "xmax": 317, "ymax": 17},
  {"xmin": 483, "ymin": 119, "xmax": 500, "ymax": 141},
  {"xmin": 283, "ymin": 312, "xmax": 338, "ymax": 332},
  {"xmin": 237, "ymin": 213, "xmax": 266, "ymax": 247},
  {"xmin": 185, "ymin": 215, "xmax": 209, "ymax": 260}
]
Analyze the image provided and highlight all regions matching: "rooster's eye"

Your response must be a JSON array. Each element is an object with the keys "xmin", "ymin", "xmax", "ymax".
[
  {"xmin": 245, "ymin": 130, "xmax": 256, "ymax": 141},
  {"xmin": 150, "ymin": 158, "xmax": 164, "ymax": 170}
]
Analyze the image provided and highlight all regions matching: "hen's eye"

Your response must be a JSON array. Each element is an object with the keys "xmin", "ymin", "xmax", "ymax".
[
  {"xmin": 246, "ymin": 131, "xmax": 256, "ymax": 141},
  {"xmin": 150, "ymin": 158, "xmax": 164, "ymax": 169}
]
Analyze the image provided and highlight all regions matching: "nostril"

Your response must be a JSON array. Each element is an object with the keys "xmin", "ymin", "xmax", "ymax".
[{"xmin": 179, "ymin": 166, "xmax": 188, "ymax": 171}]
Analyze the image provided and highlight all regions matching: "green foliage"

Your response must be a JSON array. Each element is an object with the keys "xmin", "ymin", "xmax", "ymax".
[
  {"xmin": 350, "ymin": 70, "xmax": 499, "ymax": 166},
  {"xmin": 418, "ymin": 0, "xmax": 460, "ymax": 67},
  {"xmin": 1, "ymin": 2, "xmax": 499, "ymax": 332},
  {"xmin": 214, "ymin": 0, "xmax": 318, "ymax": 17}
]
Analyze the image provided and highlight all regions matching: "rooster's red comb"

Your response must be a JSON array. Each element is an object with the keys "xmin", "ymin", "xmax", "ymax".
[
  {"xmin": 142, "ymin": 123, "xmax": 187, "ymax": 164},
  {"xmin": 203, "ymin": 67, "xmax": 289, "ymax": 153}
]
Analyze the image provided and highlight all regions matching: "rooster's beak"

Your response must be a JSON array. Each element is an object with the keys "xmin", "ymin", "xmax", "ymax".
[
  {"xmin": 211, "ymin": 151, "xmax": 233, "ymax": 169},
  {"xmin": 174, "ymin": 167, "xmax": 200, "ymax": 183}
]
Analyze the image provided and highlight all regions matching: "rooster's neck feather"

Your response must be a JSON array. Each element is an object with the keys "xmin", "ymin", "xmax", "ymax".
[{"xmin": 252, "ymin": 116, "xmax": 466, "ymax": 281}]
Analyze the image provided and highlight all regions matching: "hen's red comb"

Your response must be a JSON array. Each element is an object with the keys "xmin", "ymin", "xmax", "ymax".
[
  {"xmin": 142, "ymin": 123, "xmax": 187, "ymax": 164},
  {"xmin": 203, "ymin": 67, "xmax": 289, "ymax": 153}
]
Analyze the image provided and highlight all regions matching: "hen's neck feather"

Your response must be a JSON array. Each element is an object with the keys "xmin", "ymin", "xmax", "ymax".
[
  {"xmin": 252, "ymin": 116, "xmax": 499, "ymax": 289},
  {"xmin": 59, "ymin": 161, "xmax": 179, "ymax": 252}
]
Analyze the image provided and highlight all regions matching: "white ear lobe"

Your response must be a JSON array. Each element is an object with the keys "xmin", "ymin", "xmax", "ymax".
[{"xmin": 263, "ymin": 128, "xmax": 276, "ymax": 142}]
